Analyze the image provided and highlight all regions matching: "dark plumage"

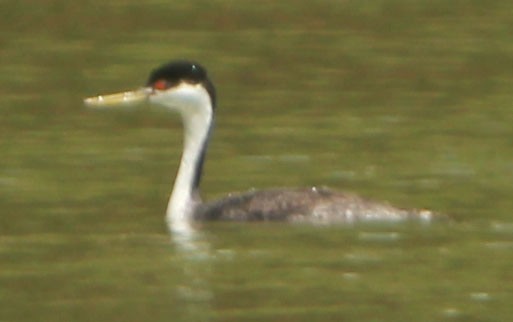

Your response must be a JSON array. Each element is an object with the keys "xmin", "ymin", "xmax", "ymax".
[
  {"xmin": 146, "ymin": 60, "xmax": 217, "ymax": 108},
  {"xmin": 196, "ymin": 187, "xmax": 432, "ymax": 224}
]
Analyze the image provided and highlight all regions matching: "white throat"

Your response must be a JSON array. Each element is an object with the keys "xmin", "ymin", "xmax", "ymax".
[{"xmin": 150, "ymin": 84, "xmax": 213, "ymax": 232}]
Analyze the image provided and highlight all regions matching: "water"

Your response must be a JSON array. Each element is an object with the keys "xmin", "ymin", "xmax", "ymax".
[{"xmin": 1, "ymin": 1, "xmax": 513, "ymax": 321}]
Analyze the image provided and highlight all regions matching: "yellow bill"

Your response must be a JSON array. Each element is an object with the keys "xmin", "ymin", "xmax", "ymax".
[{"xmin": 84, "ymin": 88, "xmax": 150, "ymax": 108}]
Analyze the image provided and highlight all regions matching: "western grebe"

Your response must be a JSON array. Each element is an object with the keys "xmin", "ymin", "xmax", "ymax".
[{"xmin": 85, "ymin": 60, "xmax": 433, "ymax": 230}]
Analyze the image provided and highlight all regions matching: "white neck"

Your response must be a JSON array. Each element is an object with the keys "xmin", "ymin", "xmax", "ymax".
[{"xmin": 154, "ymin": 84, "xmax": 213, "ymax": 232}]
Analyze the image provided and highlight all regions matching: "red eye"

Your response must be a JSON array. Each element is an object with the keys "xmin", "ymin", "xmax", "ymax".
[{"xmin": 153, "ymin": 79, "xmax": 168, "ymax": 90}]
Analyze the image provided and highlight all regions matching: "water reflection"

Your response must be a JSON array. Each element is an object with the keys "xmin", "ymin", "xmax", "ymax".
[{"xmin": 170, "ymin": 224, "xmax": 214, "ymax": 321}]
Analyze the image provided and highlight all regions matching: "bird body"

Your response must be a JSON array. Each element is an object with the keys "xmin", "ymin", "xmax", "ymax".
[{"xmin": 196, "ymin": 187, "xmax": 431, "ymax": 224}]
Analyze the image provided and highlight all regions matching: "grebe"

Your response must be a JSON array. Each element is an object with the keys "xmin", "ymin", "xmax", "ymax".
[{"xmin": 85, "ymin": 60, "xmax": 433, "ymax": 229}]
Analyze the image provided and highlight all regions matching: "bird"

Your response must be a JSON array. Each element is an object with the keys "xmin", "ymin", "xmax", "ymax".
[{"xmin": 85, "ymin": 60, "xmax": 434, "ymax": 231}]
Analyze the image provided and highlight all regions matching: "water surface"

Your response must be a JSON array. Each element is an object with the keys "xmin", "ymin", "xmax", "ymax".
[{"xmin": 1, "ymin": 1, "xmax": 513, "ymax": 321}]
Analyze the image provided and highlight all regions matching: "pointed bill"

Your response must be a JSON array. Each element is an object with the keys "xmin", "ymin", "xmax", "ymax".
[{"xmin": 84, "ymin": 88, "xmax": 150, "ymax": 108}]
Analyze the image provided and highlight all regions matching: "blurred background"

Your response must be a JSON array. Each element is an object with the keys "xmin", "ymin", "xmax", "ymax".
[{"xmin": 1, "ymin": 1, "xmax": 512, "ymax": 321}]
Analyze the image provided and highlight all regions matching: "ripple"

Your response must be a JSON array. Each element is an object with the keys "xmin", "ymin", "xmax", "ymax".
[
  {"xmin": 469, "ymin": 292, "xmax": 491, "ymax": 302},
  {"xmin": 344, "ymin": 252, "xmax": 382, "ymax": 263},
  {"xmin": 490, "ymin": 221, "xmax": 513, "ymax": 234},
  {"xmin": 342, "ymin": 272, "xmax": 360, "ymax": 280},
  {"xmin": 484, "ymin": 241, "xmax": 513, "ymax": 250},
  {"xmin": 358, "ymin": 232, "xmax": 401, "ymax": 242},
  {"xmin": 442, "ymin": 307, "xmax": 462, "ymax": 318}
]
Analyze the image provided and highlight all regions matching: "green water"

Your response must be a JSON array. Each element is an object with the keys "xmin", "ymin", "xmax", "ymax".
[{"xmin": 1, "ymin": 1, "xmax": 513, "ymax": 321}]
